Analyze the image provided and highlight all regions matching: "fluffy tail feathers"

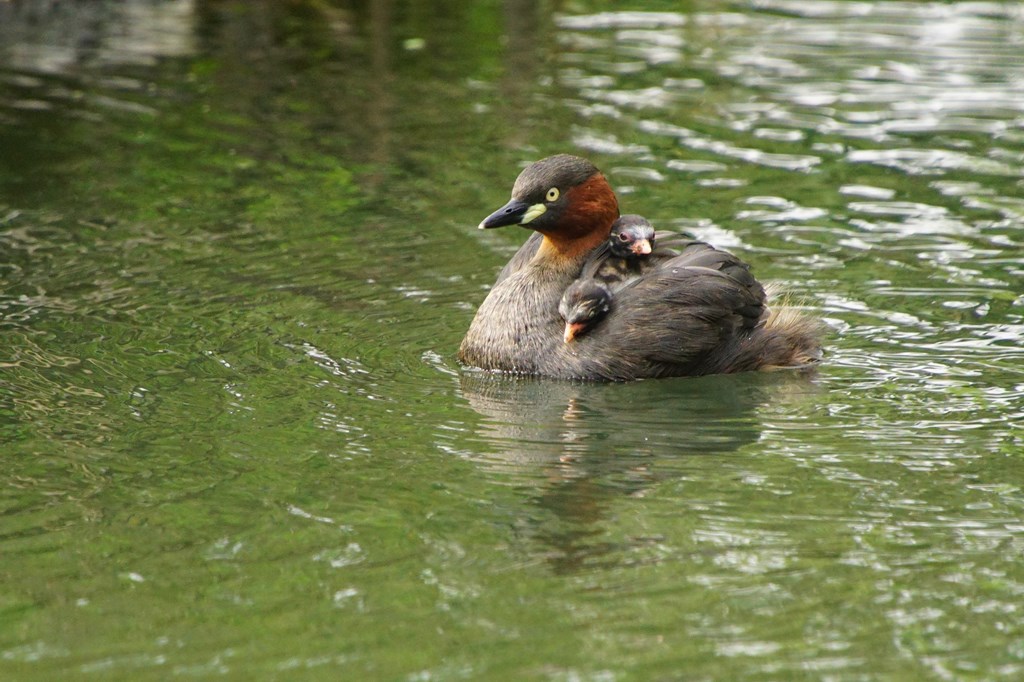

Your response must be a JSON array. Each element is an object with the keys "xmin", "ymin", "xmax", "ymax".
[{"xmin": 755, "ymin": 283, "xmax": 825, "ymax": 370}]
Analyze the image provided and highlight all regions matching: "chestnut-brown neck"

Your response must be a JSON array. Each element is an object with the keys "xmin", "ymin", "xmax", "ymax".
[{"xmin": 535, "ymin": 173, "xmax": 619, "ymax": 262}]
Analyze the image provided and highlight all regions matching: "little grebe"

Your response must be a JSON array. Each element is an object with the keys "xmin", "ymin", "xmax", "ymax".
[
  {"xmin": 559, "ymin": 279, "xmax": 613, "ymax": 343},
  {"xmin": 458, "ymin": 154, "xmax": 823, "ymax": 380},
  {"xmin": 609, "ymin": 214, "xmax": 655, "ymax": 257}
]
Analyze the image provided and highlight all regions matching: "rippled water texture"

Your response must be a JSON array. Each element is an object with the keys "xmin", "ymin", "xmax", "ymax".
[{"xmin": 2, "ymin": 1, "xmax": 1023, "ymax": 679}]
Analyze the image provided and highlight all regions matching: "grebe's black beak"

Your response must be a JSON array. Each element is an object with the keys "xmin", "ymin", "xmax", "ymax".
[{"xmin": 478, "ymin": 198, "xmax": 533, "ymax": 229}]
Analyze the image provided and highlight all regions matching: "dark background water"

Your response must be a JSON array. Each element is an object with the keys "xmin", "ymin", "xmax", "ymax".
[{"xmin": 2, "ymin": 0, "xmax": 1023, "ymax": 679}]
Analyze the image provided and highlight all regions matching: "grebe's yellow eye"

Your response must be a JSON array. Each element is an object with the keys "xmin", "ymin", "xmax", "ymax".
[{"xmin": 546, "ymin": 187, "xmax": 559, "ymax": 202}]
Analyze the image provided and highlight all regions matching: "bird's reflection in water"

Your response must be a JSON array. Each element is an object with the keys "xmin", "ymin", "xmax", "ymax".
[{"xmin": 458, "ymin": 370, "xmax": 819, "ymax": 574}]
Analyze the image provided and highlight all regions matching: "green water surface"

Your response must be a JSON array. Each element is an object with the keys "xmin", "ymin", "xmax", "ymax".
[{"xmin": 2, "ymin": 1, "xmax": 1023, "ymax": 680}]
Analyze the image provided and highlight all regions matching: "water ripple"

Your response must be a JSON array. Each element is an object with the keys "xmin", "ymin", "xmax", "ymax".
[{"xmin": 556, "ymin": 12, "xmax": 688, "ymax": 30}]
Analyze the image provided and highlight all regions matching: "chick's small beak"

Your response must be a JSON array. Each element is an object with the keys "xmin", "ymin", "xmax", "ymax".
[
  {"xmin": 563, "ymin": 321, "xmax": 587, "ymax": 343},
  {"xmin": 478, "ymin": 198, "xmax": 531, "ymax": 229},
  {"xmin": 631, "ymin": 239, "xmax": 653, "ymax": 256}
]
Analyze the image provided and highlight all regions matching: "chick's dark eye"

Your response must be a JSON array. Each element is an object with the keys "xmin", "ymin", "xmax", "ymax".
[{"xmin": 618, "ymin": 233, "xmax": 631, "ymax": 242}]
